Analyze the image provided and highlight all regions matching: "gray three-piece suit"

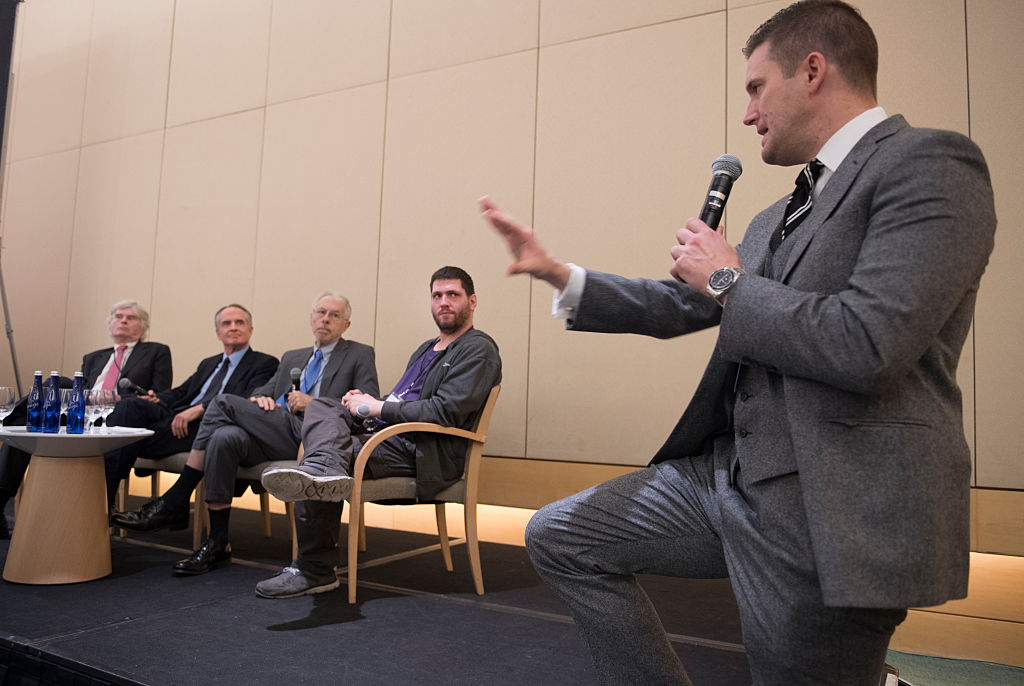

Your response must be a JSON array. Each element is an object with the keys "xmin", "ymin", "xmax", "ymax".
[{"xmin": 525, "ymin": 115, "xmax": 996, "ymax": 685}]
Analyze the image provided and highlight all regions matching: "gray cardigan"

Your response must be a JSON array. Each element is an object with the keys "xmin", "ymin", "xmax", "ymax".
[{"xmin": 380, "ymin": 328, "xmax": 501, "ymax": 500}]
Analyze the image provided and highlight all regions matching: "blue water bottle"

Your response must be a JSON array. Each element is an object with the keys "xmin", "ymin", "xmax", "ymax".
[
  {"xmin": 42, "ymin": 371, "xmax": 61, "ymax": 433},
  {"xmin": 67, "ymin": 371, "xmax": 86, "ymax": 434},
  {"xmin": 26, "ymin": 370, "xmax": 44, "ymax": 432}
]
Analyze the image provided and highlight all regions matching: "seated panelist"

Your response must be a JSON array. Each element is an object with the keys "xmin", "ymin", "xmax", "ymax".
[
  {"xmin": 105, "ymin": 303, "xmax": 278, "ymax": 509},
  {"xmin": 0, "ymin": 300, "xmax": 171, "ymax": 539},
  {"xmin": 112, "ymin": 291, "xmax": 378, "ymax": 576},
  {"xmin": 256, "ymin": 266, "xmax": 502, "ymax": 599}
]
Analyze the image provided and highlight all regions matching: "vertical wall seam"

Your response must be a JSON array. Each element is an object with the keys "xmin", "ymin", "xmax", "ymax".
[
  {"xmin": 250, "ymin": 0, "xmax": 275, "ymax": 313},
  {"xmin": 372, "ymin": 1, "xmax": 394, "ymax": 352}
]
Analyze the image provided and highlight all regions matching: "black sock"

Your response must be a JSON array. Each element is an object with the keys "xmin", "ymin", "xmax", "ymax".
[
  {"xmin": 207, "ymin": 507, "xmax": 231, "ymax": 546},
  {"xmin": 161, "ymin": 466, "xmax": 204, "ymax": 512},
  {"xmin": 105, "ymin": 477, "xmax": 122, "ymax": 510}
]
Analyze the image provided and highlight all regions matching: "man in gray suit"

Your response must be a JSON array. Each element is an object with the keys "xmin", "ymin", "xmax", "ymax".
[
  {"xmin": 113, "ymin": 291, "xmax": 378, "ymax": 576},
  {"xmin": 481, "ymin": 1, "xmax": 996, "ymax": 684}
]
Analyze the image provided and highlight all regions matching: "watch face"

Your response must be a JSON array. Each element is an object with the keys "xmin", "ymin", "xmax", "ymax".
[{"xmin": 708, "ymin": 268, "xmax": 736, "ymax": 291}]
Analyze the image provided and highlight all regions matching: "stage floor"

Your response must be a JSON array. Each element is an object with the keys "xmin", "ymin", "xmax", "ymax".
[{"xmin": 1, "ymin": 499, "xmax": 750, "ymax": 685}]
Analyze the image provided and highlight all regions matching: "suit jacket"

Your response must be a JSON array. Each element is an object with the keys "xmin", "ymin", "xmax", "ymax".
[
  {"xmin": 82, "ymin": 341, "xmax": 173, "ymax": 392},
  {"xmin": 253, "ymin": 339, "xmax": 379, "ymax": 404},
  {"xmin": 157, "ymin": 348, "xmax": 279, "ymax": 411},
  {"xmin": 571, "ymin": 115, "xmax": 995, "ymax": 609}
]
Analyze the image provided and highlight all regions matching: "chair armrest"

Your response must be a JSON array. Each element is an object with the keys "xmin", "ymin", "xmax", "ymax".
[{"xmin": 349, "ymin": 421, "xmax": 483, "ymax": 483}]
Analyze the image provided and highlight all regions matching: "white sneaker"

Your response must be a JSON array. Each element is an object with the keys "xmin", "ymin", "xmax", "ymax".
[{"xmin": 261, "ymin": 465, "xmax": 353, "ymax": 502}]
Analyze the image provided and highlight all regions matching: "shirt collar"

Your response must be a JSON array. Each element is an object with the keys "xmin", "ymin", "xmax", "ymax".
[
  {"xmin": 223, "ymin": 346, "xmax": 249, "ymax": 367},
  {"xmin": 815, "ymin": 106, "xmax": 887, "ymax": 176}
]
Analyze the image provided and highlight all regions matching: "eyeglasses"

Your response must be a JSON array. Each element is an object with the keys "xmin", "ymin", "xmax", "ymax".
[{"xmin": 313, "ymin": 308, "xmax": 347, "ymax": 322}]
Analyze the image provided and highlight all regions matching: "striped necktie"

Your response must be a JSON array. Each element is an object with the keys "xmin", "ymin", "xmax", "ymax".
[{"xmin": 769, "ymin": 159, "xmax": 824, "ymax": 253}]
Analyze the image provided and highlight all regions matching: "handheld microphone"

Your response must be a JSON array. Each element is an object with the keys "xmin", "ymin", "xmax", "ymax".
[
  {"xmin": 289, "ymin": 368, "xmax": 301, "ymax": 392},
  {"xmin": 356, "ymin": 405, "xmax": 371, "ymax": 418},
  {"xmin": 699, "ymin": 154, "xmax": 743, "ymax": 230},
  {"xmin": 117, "ymin": 377, "xmax": 146, "ymax": 395}
]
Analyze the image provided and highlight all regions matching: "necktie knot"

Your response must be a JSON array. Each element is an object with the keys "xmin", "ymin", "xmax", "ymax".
[{"xmin": 770, "ymin": 159, "xmax": 824, "ymax": 253}]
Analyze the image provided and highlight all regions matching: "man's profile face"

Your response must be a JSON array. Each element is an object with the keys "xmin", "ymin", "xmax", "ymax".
[
  {"xmin": 310, "ymin": 296, "xmax": 350, "ymax": 347},
  {"xmin": 742, "ymin": 42, "xmax": 811, "ymax": 166},
  {"xmin": 215, "ymin": 306, "xmax": 253, "ymax": 352},
  {"xmin": 431, "ymin": 278, "xmax": 476, "ymax": 335},
  {"xmin": 109, "ymin": 307, "xmax": 144, "ymax": 344}
]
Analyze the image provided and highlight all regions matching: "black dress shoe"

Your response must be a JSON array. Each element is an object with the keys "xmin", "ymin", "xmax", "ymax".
[
  {"xmin": 110, "ymin": 498, "xmax": 189, "ymax": 532},
  {"xmin": 173, "ymin": 538, "xmax": 231, "ymax": 576}
]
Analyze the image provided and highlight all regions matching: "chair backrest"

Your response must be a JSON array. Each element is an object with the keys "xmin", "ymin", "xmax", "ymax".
[{"xmin": 450, "ymin": 385, "xmax": 500, "ymax": 503}]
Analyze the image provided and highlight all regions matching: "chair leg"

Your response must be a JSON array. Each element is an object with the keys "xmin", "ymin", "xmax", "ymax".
[
  {"xmin": 150, "ymin": 472, "xmax": 160, "ymax": 498},
  {"xmin": 260, "ymin": 492, "xmax": 271, "ymax": 537},
  {"xmin": 117, "ymin": 478, "xmax": 129, "ymax": 538},
  {"xmin": 347, "ymin": 501, "xmax": 360, "ymax": 604},
  {"xmin": 193, "ymin": 480, "xmax": 207, "ymax": 549},
  {"xmin": 465, "ymin": 503, "xmax": 483, "ymax": 595},
  {"xmin": 358, "ymin": 502, "xmax": 366, "ymax": 552},
  {"xmin": 435, "ymin": 503, "xmax": 453, "ymax": 572},
  {"xmin": 287, "ymin": 501, "xmax": 297, "ymax": 561}
]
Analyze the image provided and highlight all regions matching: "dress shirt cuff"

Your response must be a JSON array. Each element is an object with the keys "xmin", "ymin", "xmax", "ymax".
[{"xmin": 552, "ymin": 263, "xmax": 586, "ymax": 320}]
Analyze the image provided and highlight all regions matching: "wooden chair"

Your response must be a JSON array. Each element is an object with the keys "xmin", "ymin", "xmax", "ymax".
[
  {"xmin": 121, "ymin": 450, "xmax": 300, "ymax": 556},
  {"xmin": 344, "ymin": 385, "xmax": 500, "ymax": 603}
]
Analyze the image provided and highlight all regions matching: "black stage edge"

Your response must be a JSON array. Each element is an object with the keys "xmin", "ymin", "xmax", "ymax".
[{"xmin": 1, "ymin": 499, "xmax": 750, "ymax": 685}]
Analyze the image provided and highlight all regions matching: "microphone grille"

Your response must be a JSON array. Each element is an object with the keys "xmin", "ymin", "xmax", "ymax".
[
  {"xmin": 712, "ymin": 154, "xmax": 743, "ymax": 180},
  {"xmin": 117, "ymin": 377, "xmax": 131, "ymax": 390},
  {"xmin": 290, "ymin": 367, "xmax": 302, "ymax": 378}
]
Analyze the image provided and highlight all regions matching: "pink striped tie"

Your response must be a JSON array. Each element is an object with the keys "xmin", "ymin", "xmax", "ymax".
[{"xmin": 101, "ymin": 345, "xmax": 127, "ymax": 390}]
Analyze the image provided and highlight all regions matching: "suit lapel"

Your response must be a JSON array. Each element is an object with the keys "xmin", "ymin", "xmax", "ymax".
[
  {"xmin": 318, "ymin": 339, "xmax": 348, "ymax": 395},
  {"xmin": 778, "ymin": 115, "xmax": 907, "ymax": 283}
]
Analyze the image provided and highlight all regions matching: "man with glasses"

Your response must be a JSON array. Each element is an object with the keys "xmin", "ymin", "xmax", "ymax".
[{"xmin": 113, "ymin": 292, "xmax": 378, "ymax": 576}]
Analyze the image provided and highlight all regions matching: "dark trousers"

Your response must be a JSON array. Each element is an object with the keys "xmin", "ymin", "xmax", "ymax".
[
  {"xmin": 193, "ymin": 395, "xmax": 306, "ymax": 503},
  {"xmin": 524, "ymin": 445, "xmax": 907, "ymax": 686},
  {"xmin": 294, "ymin": 398, "xmax": 417, "ymax": 579},
  {"xmin": 104, "ymin": 397, "xmax": 199, "ymax": 480}
]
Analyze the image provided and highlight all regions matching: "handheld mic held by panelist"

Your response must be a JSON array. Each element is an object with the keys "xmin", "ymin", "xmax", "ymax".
[
  {"xmin": 699, "ymin": 154, "xmax": 742, "ymax": 230},
  {"xmin": 117, "ymin": 377, "xmax": 147, "ymax": 395},
  {"xmin": 289, "ymin": 368, "xmax": 301, "ymax": 392}
]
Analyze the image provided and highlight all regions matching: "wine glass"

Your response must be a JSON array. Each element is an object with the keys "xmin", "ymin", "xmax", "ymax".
[
  {"xmin": 0, "ymin": 386, "xmax": 15, "ymax": 430},
  {"xmin": 84, "ymin": 389, "xmax": 101, "ymax": 433},
  {"xmin": 98, "ymin": 389, "xmax": 116, "ymax": 432},
  {"xmin": 60, "ymin": 388, "xmax": 72, "ymax": 427}
]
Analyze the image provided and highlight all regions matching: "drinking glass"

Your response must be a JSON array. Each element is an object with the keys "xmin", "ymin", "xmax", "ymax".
[
  {"xmin": 60, "ymin": 388, "xmax": 72, "ymax": 424},
  {"xmin": 0, "ymin": 386, "xmax": 15, "ymax": 429},
  {"xmin": 98, "ymin": 389, "xmax": 116, "ymax": 432},
  {"xmin": 84, "ymin": 389, "xmax": 101, "ymax": 433}
]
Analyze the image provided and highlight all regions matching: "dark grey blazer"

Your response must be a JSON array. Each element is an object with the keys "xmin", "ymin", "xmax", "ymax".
[
  {"xmin": 571, "ymin": 115, "xmax": 995, "ymax": 609},
  {"xmin": 253, "ymin": 339, "xmax": 379, "ymax": 403},
  {"xmin": 82, "ymin": 341, "xmax": 173, "ymax": 391}
]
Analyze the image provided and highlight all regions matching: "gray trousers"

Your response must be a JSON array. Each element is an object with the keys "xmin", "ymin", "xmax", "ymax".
[
  {"xmin": 525, "ymin": 445, "xmax": 906, "ymax": 686},
  {"xmin": 295, "ymin": 398, "xmax": 418, "ymax": 578},
  {"xmin": 193, "ymin": 395, "xmax": 304, "ymax": 503}
]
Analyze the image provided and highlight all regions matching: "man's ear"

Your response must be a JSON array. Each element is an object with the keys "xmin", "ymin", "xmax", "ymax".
[{"xmin": 804, "ymin": 51, "xmax": 827, "ymax": 93}]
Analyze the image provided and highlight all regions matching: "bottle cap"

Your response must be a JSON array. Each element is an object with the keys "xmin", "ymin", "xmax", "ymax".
[
  {"xmin": 50, "ymin": 371, "xmax": 59, "ymax": 376},
  {"xmin": 34, "ymin": 370, "xmax": 42, "ymax": 375},
  {"xmin": 74, "ymin": 371, "xmax": 84, "ymax": 377}
]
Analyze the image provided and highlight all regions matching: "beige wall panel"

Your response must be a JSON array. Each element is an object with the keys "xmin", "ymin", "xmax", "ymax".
[
  {"xmin": 0, "ymin": 151, "xmax": 79, "ymax": 384},
  {"xmin": 859, "ymin": 0, "xmax": 968, "ymax": 134},
  {"xmin": 7, "ymin": 0, "xmax": 92, "ymax": 162},
  {"xmin": 253, "ymin": 83, "xmax": 387, "ymax": 358},
  {"xmin": 725, "ymin": 1, "xmax": 793, "ymax": 241},
  {"xmin": 389, "ymin": 0, "xmax": 537, "ymax": 78},
  {"xmin": 266, "ymin": 0, "xmax": 390, "ymax": 104},
  {"xmin": 63, "ymin": 132, "xmax": 164, "ymax": 373},
  {"xmin": 379, "ymin": 53, "xmax": 538, "ymax": 457},
  {"xmin": 165, "ymin": 0, "xmax": 271, "ymax": 127},
  {"xmin": 150, "ymin": 111, "xmax": 264, "ymax": 382},
  {"xmin": 967, "ymin": 0, "xmax": 1024, "ymax": 489},
  {"xmin": 539, "ymin": 0, "xmax": 723, "ymax": 46},
  {"xmin": 81, "ymin": 0, "xmax": 173, "ymax": 146},
  {"xmin": 530, "ymin": 16, "xmax": 725, "ymax": 464}
]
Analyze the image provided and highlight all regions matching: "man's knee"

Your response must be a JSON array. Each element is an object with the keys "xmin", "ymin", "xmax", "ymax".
[
  {"xmin": 525, "ymin": 500, "xmax": 569, "ymax": 568},
  {"xmin": 205, "ymin": 425, "xmax": 251, "ymax": 462}
]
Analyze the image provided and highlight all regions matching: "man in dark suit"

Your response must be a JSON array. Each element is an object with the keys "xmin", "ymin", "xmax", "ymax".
[
  {"xmin": 0, "ymin": 300, "xmax": 172, "ymax": 539},
  {"xmin": 104, "ymin": 303, "xmax": 278, "ymax": 508},
  {"xmin": 81, "ymin": 300, "xmax": 173, "ymax": 392},
  {"xmin": 113, "ymin": 291, "xmax": 379, "ymax": 576},
  {"xmin": 480, "ymin": 1, "xmax": 996, "ymax": 683}
]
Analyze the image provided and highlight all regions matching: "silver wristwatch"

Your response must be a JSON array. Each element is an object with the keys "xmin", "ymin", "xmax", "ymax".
[{"xmin": 705, "ymin": 267, "xmax": 744, "ymax": 305}]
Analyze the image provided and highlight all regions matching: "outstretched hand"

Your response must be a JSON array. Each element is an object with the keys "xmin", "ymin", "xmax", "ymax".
[{"xmin": 479, "ymin": 196, "xmax": 571, "ymax": 291}]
